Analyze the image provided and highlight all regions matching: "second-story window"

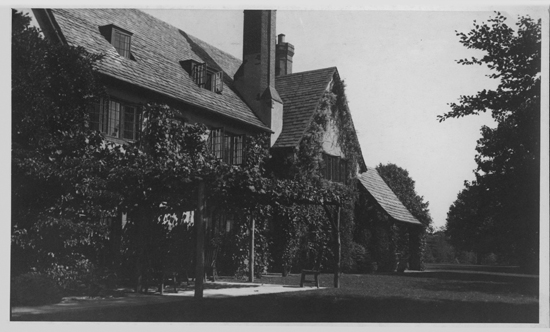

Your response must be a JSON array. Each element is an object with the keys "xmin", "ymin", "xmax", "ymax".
[
  {"xmin": 91, "ymin": 98, "xmax": 140, "ymax": 141},
  {"xmin": 322, "ymin": 153, "xmax": 347, "ymax": 184},
  {"xmin": 207, "ymin": 128, "xmax": 244, "ymax": 165}
]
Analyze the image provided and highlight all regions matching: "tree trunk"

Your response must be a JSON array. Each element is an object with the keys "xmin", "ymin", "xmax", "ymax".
[{"xmin": 194, "ymin": 181, "xmax": 205, "ymax": 299}]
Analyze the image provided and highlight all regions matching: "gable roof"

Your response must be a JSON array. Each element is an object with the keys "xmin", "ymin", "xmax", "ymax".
[
  {"xmin": 39, "ymin": 8, "xmax": 269, "ymax": 131},
  {"xmin": 274, "ymin": 67, "xmax": 337, "ymax": 148},
  {"xmin": 358, "ymin": 167, "xmax": 422, "ymax": 226}
]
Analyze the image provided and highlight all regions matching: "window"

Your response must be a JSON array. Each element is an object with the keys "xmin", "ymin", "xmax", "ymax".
[
  {"xmin": 206, "ymin": 71, "xmax": 223, "ymax": 93},
  {"xmin": 91, "ymin": 98, "xmax": 140, "ymax": 141},
  {"xmin": 192, "ymin": 62, "xmax": 207, "ymax": 88},
  {"xmin": 180, "ymin": 60, "xmax": 223, "ymax": 93},
  {"xmin": 209, "ymin": 128, "xmax": 224, "ymax": 159},
  {"xmin": 322, "ymin": 153, "xmax": 347, "ymax": 183},
  {"xmin": 99, "ymin": 25, "xmax": 133, "ymax": 59},
  {"xmin": 207, "ymin": 128, "xmax": 244, "ymax": 165},
  {"xmin": 112, "ymin": 28, "xmax": 131, "ymax": 59}
]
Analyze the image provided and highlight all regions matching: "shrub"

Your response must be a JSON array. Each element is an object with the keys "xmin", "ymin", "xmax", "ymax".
[
  {"xmin": 45, "ymin": 259, "xmax": 95, "ymax": 296},
  {"xmin": 11, "ymin": 273, "xmax": 63, "ymax": 306},
  {"xmin": 342, "ymin": 242, "xmax": 371, "ymax": 273}
]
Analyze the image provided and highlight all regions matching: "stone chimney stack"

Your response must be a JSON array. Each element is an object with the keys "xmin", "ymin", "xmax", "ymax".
[
  {"xmin": 276, "ymin": 34, "xmax": 294, "ymax": 76},
  {"xmin": 234, "ymin": 10, "xmax": 283, "ymax": 146}
]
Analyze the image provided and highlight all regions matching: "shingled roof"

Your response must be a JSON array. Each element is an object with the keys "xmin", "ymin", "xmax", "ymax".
[
  {"xmin": 358, "ymin": 167, "xmax": 422, "ymax": 226},
  {"xmin": 44, "ymin": 9, "xmax": 268, "ymax": 131},
  {"xmin": 274, "ymin": 67, "xmax": 337, "ymax": 148}
]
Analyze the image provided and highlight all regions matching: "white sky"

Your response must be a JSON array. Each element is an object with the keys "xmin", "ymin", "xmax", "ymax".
[
  {"xmin": 11, "ymin": 3, "xmax": 548, "ymax": 230},
  {"xmin": 139, "ymin": 7, "xmax": 545, "ymax": 230}
]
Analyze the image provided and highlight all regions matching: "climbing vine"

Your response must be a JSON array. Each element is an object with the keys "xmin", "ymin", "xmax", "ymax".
[{"xmin": 267, "ymin": 74, "xmax": 367, "ymax": 274}]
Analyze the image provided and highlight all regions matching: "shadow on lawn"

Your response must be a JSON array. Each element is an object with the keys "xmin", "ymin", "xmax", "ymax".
[
  {"xmin": 14, "ymin": 289, "xmax": 538, "ymax": 323},
  {"xmin": 403, "ymin": 271, "xmax": 539, "ymax": 297}
]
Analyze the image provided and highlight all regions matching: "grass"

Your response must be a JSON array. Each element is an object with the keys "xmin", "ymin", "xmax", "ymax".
[{"xmin": 12, "ymin": 266, "xmax": 539, "ymax": 323}]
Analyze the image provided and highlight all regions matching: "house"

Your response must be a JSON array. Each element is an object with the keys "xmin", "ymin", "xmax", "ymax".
[{"xmin": 32, "ymin": 8, "xmax": 424, "ymax": 280}]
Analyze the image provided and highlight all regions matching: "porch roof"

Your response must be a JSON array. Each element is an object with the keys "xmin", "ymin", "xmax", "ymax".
[{"xmin": 358, "ymin": 167, "xmax": 423, "ymax": 226}]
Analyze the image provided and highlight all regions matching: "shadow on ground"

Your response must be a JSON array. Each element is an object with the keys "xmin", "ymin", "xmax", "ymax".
[
  {"xmin": 403, "ymin": 271, "xmax": 539, "ymax": 297},
  {"xmin": 13, "ymin": 288, "xmax": 538, "ymax": 323}
]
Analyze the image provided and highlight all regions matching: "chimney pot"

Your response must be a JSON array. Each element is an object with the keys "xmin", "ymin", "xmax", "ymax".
[{"xmin": 275, "ymin": 34, "xmax": 294, "ymax": 76}]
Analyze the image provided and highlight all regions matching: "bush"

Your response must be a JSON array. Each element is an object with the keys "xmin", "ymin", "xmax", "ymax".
[
  {"xmin": 45, "ymin": 259, "xmax": 94, "ymax": 296},
  {"xmin": 342, "ymin": 242, "xmax": 372, "ymax": 273},
  {"xmin": 11, "ymin": 273, "xmax": 63, "ymax": 306}
]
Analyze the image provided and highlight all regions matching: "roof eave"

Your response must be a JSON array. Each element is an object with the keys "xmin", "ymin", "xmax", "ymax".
[{"xmin": 99, "ymin": 72, "xmax": 271, "ymax": 132}]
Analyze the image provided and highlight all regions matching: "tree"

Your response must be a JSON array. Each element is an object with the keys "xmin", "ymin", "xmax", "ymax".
[
  {"xmin": 376, "ymin": 163, "xmax": 433, "ymax": 270},
  {"xmin": 445, "ymin": 182, "xmax": 495, "ymax": 264},
  {"xmin": 376, "ymin": 163, "xmax": 433, "ymax": 230},
  {"xmin": 11, "ymin": 9, "xmax": 111, "ymax": 281},
  {"xmin": 440, "ymin": 13, "xmax": 540, "ymax": 272}
]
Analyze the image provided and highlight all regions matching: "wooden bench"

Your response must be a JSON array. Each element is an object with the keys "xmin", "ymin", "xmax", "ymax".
[{"xmin": 300, "ymin": 269, "xmax": 320, "ymax": 288}]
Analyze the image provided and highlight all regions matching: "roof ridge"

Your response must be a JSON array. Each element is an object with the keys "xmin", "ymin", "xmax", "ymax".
[
  {"xmin": 277, "ymin": 66, "xmax": 337, "ymax": 78},
  {"xmin": 131, "ymin": 9, "xmax": 242, "ymax": 66}
]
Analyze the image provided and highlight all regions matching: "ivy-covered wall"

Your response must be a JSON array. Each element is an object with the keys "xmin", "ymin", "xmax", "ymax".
[{"xmin": 267, "ymin": 74, "xmax": 367, "ymax": 274}]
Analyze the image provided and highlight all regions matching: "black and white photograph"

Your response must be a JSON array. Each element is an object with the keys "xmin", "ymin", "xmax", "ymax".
[{"xmin": 8, "ymin": 0, "xmax": 549, "ymax": 326}]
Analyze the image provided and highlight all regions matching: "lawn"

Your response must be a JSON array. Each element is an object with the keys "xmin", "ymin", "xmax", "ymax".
[{"xmin": 13, "ymin": 267, "xmax": 539, "ymax": 323}]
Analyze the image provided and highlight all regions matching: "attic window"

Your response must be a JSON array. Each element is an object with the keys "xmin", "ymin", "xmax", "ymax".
[
  {"xmin": 180, "ymin": 60, "xmax": 223, "ymax": 93},
  {"xmin": 99, "ymin": 24, "xmax": 133, "ymax": 59}
]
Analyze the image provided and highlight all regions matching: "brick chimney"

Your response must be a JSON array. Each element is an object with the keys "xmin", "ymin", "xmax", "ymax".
[
  {"xmin": 234, "ymin": 10, "xmax": 283, "ymax": 146},
  {"xmin": 276, "ymin": 34, "xmax": 294, "ymax": 76}
]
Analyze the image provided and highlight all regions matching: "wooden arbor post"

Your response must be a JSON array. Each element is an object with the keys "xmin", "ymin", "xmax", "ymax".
[
  {"xmin": 249, "ymin": 216, "xmax": 255, "ymax": 283},
  {"xmin": 194, "ymin": 180, "xmax": 206, "ymax": 299},
  {"xmin": 334, "ymin": 206, "xmax": 341, "ymax": 288}
]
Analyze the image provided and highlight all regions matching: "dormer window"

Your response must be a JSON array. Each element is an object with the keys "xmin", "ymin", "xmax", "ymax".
[
  {"xmin": 99, "ymin": 24, "xmax": 133, "ymax": 60},
  {"xmin": 206, "ymin": 71, "xmax": 223, "ymax": 93},
  {"xmin": 180, "ymin": 60, "xmax": 223, "ymax": 93}
]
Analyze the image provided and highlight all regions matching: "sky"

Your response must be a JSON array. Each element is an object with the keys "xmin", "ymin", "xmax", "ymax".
[
  {"xmin": 13, "ymin": 3, "xmax": 547, "ymax": 230},
  {"xmin": 139, "ymin": 6, "xmax": 545, "ymax": 230}
]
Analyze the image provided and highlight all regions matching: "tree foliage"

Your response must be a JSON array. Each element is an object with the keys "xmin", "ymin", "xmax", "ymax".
[
  {"xmin": 445, "ymin": 182, "xmax": 495, "ymax": 261},
  {"xmin": 376, "ymin": 163, "xmax": 433, "ymax": 230},
  {"xmin": 375, "ymin": 163, "xmax": 432, "ymax": 270},
  {"xmin": 11, "ymin": 9, "xmax": 110, "ymax": 279},
  {"xmin": 441, "ymin": 13, "xmax": 540, "ymax": 272}
]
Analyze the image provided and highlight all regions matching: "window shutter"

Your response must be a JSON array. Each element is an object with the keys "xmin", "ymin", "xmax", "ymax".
[
  {"xmin": 213, "ymin": 71, "xmax": 223, "ymax": 93},
  {"xmin": 193, "ymin": 63, "xmax": 207, "ymax": 87}
]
